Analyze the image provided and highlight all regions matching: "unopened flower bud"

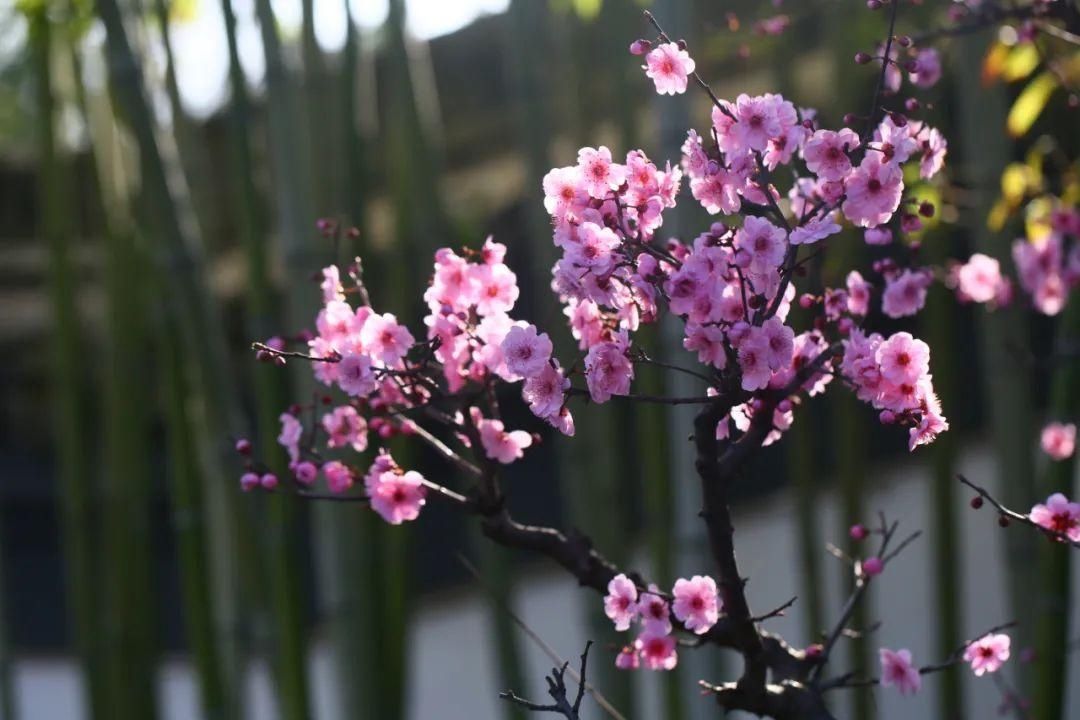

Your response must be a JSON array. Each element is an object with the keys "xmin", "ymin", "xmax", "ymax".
[
  {"xmin": 879, "ymin": 410, "xmax": 896, "ymax": 424},
  {"xmin": 799, "ymin": 293, "xmax": 817, "ymax": 309},
  {"xmin": 862, "ymin": 556, "xmax": 884, "ymax": 576},
  {"xmin": 905, "ymin": 97, "xmax": 920, "ymax": 112},
  {"xmin": 896, "ymin": 35, "xmax": 912, "ymax": 48},
  {"xmin": 240, "ymin": 472, "xmax": 260, "ymax": 492},
  {"xmin": 854, "ymin": 52, "xmax": 873, "ymax": 65},
  {"xmin": 629, "ymin": 39, "xmax": 651, "ymax": 55},
  {"xmin": 294, "ymin": 462, "xmax": 318, "ymax": 485},
  {"xmin": 235, "ymin": 438, "xmax": 252, "ymax": 455},
  {"xmin": 998, "ymin": 515, "xmax": 1010, "ymax": 528},
  {"xmin": 850, "ymin": 524, "xmax": 869, "ymax": 541},
  {"xmin": 970, "ymin": 496, "xmax": 984, "ymax": 510},
  {"xmin": 259, "ymin": 473, "xmax": 279, "ymax": 490},
  {"xmin": 919, "ymin": 201, "xmax": 935, "ymax": 218}
]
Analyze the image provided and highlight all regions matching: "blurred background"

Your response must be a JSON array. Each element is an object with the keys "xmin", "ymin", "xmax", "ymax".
[{"xmin": 1, "ymin": 0, "xmax": 1080, "ymax": 718}]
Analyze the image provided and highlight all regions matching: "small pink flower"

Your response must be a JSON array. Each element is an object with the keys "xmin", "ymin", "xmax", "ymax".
[
  {"xmin": 322, "ymin": 405, "xmax": 368, "ymax": 453},
  {"xmin": 638, "ymin": 584, "xmax": 672, "ymax": 635},
  {"xmin": 963, "ymin": 633, "xmax": 1011, "ymax": 676},
  {"xmin": 294, "ymin": 461, "xmax": 318, "ymax": 485},
  {"xmin": 909, "ymin": 48, "xmax": 942, "ymax": 88},
  {"xmin": 522, "ymin": 361, "xmax": 569, "ymax": 419},
  {"xmin": 240, "ymin": 472, "xmax": 260, "ymax": 492},
  {"xmin": 761, "ymin": 317, "xmax": 795, "ymax": 370},
  {"xmin": 585, "ymin": 338, "xmax": 634, "ymax": 403},
  {"xmin": 735, "ymin": 216, "xmax": 787, "ymax": 272},
  {"xmin": 278, "ymin": 412, "xmax": 303, "ymax": 463},
  {"xmin": 604, "ymin": 573, "xmax": 639, "ymax": 631},
  {"xmin": 1040, "ymin": 422, "xmax": 1076, "ymax": 461},
  {"xmin": 477, "ymin": 415, "xmax": 534, "ymax": 464},
  {"xmin": 644, "ymin": 42, "xmax": 695, "ymax": 95},
  {"xmin": 876, "ymin": 332, "xmax": 930, "ymax": 385},
  {"xmin": 954, "ymin": 253, "xmax": 1004, "ymax": 304},
  {"xmin": 803, "ymin": 128, "xmax": 860, "ymax": 181},
  {"xmin": 367, "ymin": 470, "xmax": 426, "ymax": 525},
  {"xmin": 323, "ymin": 460, "xmax": 354, "ymax": 494},
  {"xmin": 737, "ymin": 335, "xmax": 773, "ymax": 391},
  {"xmin": 501, "ymin": 324, "xmax": 554, "ymax": 378},
  {"xmin": 1030, "ymin": 492, "xmax": 1080, "ymax": 541},
  {"xmin": 671, "ymin": 575, "xmax": 720, "ymax": 635},
  {"xmin": 864, "ymin": 227, "xmax": 893, "ymax": 246},
  {"xmin": 846, "ymin": 270, "xmax": 872, "ymax": 316},
  {"xmin": 337, "ymin": 352, "xmax": 377, "ymax": 397},
  {"xmin": 789, "ymin": 216, "xmax": 841, "ymax": 246},
  {"xmin": 882, "ymin": 269, "xmax": 931, "ymax": 318},
  {"xmin": 359, "ymin": 313, "xmax": 415, "ymax": 366},
  {"xmin": 843, "ymin": 156, "xmax": 904, "ymax": 228},
  {"xmin": 471, "ymin": 263, "xmax": 520, "ymax": 317},
  {"xmin": 615, "ymin": 644, "xmax": 640, "ymax": 670},
  {"xmin": 577, "ymin": 146, "xmax": 628, "ymax": 200},
  {"xmin": 637, "ymin": 631, "xmax": 678, "ymax": 671},
  {"xmin": 879, "ymin": 648, "xmax": 921, "ymax": 695}
]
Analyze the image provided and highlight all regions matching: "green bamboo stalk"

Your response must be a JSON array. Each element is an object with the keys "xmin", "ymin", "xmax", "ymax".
[
  {"xmin": 1033, "ymin": 297, "xmax": 1080, "ymax": 720},
  {"xmin": 223, "ymin": 1, "xmax": 313, "ymax": 718},
  {"xmin": 160, "ymin": 324, "xmax": 229, "ymax": 720},
  {"xmin": 922, "ymin": 232, "xmax": 964, "ymax": 720},
  {"xmin": 29, "ymin": 8, "xmax": 109, "ymax": 719},
  {"xmin": 952, "ymin": 30, "xmax": 1037, "ymax": 694},
  {"xmin": 94, "ymin": 1, "xmax": 249, "ymax": 713}
]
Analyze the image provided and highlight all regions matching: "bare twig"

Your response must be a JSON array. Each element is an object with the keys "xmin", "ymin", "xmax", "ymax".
[{"xmin": 959, "ymin": 474, "xmax": 1080, "ymax": 548}]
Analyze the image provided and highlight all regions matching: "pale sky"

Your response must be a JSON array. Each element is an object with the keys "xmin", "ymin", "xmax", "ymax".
[{"xmin": 169, "ymin": 0, "xmax": 509, "ymax": 117}]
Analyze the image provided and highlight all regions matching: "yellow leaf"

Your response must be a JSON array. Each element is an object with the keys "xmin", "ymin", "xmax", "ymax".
[
  {"xmin": 982, "ymin": 41, "xmax": 1009, "ymax": 86},
  {"xmin": 169, "ymin": 0, "xmax": 199, "ymax": 24},
  {"xmin": 1007, "ymin": 72, "xmax": 1058, "ymax": 138},
  {"xmin": 1000, "ymin": 163, "xmax": 1033, "ymax": 206},
  {"xmin": 1025, "ymin": 196, "xmax": 1054, "ymax": 241},
  {"xmin": 1001, "ymin": 43, "xmax": 1040, "ymax": 82},
  {"xmin": 987, "ymin": 199, "xmax": 1010, "ymax": 232}
]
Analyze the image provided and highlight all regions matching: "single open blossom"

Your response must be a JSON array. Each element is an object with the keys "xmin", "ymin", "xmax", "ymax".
[
  {"xmin": 736, "ymin": 216, "xmax": 787, "ymax": 272},
  {"xmin": 879, "ymin": 648, "xmax": 922, "ymax": 695},
  {"xmin": 322, "ymin": 405, "xmax": 368, "ymax": 452},
  {"xmin": 577, "ymin": 146, "xmax": 627, "ymax": 199},
  {"xmin": 638, "ymin": 584, "xmax": 672, "ymax": 635},
  {"xmin": 501, "ymin": 324, "xmax": 553, "ymax": 378},
  {"xmin": 876, "ymin": 332, "xmax": 930, "ymax": 385},
  {"xmin": 843, "ymin": 155, "xmax": 904, "ymax": 228},
  {"xmin": 615, "ymin": 644, "xmax": 640, "ymax": 670},
  {"xmin": 738, "ymin": 335, "xmax": 773, "ymax": 391},
  {"xmin": 789, "ymin": 215, "xmax": 841, "ymax": 246},
  {"xmin": 337, "ymin": 352, "xmax": 377, "ymax": 397},
  {"xmin": 881, "ymin": 270, "xmax": 930, "ymax": 319},
  {"xmin": 367, "ymin": 470, "xmax": 426, "ymax": 525},
  {"xmin": 671, "ymin": 575, "xmax": 720, "ymax": 635},
  {"xmin": 542, "ymin": 166, "xmax": 587, "ymax": 218},
  {"xmin": 962, "ymin": 634, "xmax": 1011, "ymax": 676},
  {"xmin": 637, "ymin": 630, "xmax": 678, "ymax": 671},
  {"xmin": 477, "ymin": 415, "xmax": 533, "ymax": 464},
  {"xmin": 1040, "ymin": 422, "xmax": 1077, "ymax": 461},
  {"xmin": 1030, "ymin": 493, "xmax": 1080, "ymax": 541},
  {"xmin": 847, "ymin": 270, "xmax": 872, "ymax": 316},
  {"xmin": 278, "ymin": 412, "xmax": 303, "ymax": 463},
  {"xmin": 472, "ymin": 263, "xmax": 520, "ymax": 317},
  {"xmin": 909, "ymin": 47, "xmax": 942, "ymax": 88},
  {"xmin": 359, "ymin": 312, "xmax": 415, "ymax": 366},
  {"xmin": 644, "ymin": 42, "xmax": 695, "ymax": 95},
  {"xmin": 954, "ymin": 253, "xmax": 1005, "ymax": 304},
  {"xmin": 522, "ymin": 361, "xmax": 569, "ymax": 419},
  {"xmin": 585, "ymin": 338, "xmax": 634, "ymax": 403},
  {"xmin": 322, "ymin": 460, "xmax": 354, "ymax": 494},
  {"xmin": 604, "ymin": 573, "xmax": 639, "ymax": 631},
  {"xmin": 803, "ymin": 128, "xmax": 859, "ymax": 181}
]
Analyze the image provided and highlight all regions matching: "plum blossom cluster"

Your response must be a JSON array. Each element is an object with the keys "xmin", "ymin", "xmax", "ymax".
[
  {"xmin": 604, "ymin": 573, "xmax": 721, "ymax": 671},
  {"xmin": 841, "ymin": 331, "xmax": 948, "ymax": 451},
  {"xmin": 951, "ymin": 206, "xmax": 1079, "ymax": 315},
  {"xmin": 877, "ymin": 632, "xmax": 1011, "ymax": 698},
  {"xmin": 1029, "ymin": 492, "xmax": 1080, "ymax": 542}
]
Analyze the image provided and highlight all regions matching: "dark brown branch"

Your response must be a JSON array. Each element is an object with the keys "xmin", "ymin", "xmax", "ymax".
[
  {"xmin": 959, "ymin": 474, "xmax": 1080, "ymax": 548},
  {"xmin": 500, "ymin": 642, "xmax": 594, "ymax": 719}
]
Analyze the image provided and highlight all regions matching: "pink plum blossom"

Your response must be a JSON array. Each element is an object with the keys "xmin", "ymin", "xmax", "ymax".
[
  {"xmin": 604, "ymin": 573, "xmax": 639, "ymax": 631},
  {"xmin": 671, "ymin": 575, "xmax": 720, "ymax": 635},
  {"xmin": 1030, "ymin": 493, "xmax": 1080, "ymax": 541},
  {"xmin": 879, "ymin": 648, "xmax": 922, "ymax": 695},
  {"xmin": 881, "ymin": 269, "xmax": 931, "ymax": 319},
  {"xmin": 876, "ymin": 332, "xmax": 930, "ymax": 385},
  {"xmin": 322, "ymin": 405, "xmax": 368, "ymax": 453},
  {"xmin": 803, "ymin": 128, "xmax": 860, "ymax": 181},
  {"xmin": 367, "ymin": 470, "xmax": 427, "ymax": 525},
  {"xmin": 522, "ymin": 361, "xmax": 569, "ymax": 419},
  {"xmin": 501, "ymin": 324, "xmax": 554, "ymax": 378},
  {"xmin": 637, "ymin": 631, "xmax": 678, "ymax": 671},
  {"xmin": 789, "ymin": 216, "xmax": 841, "ymax": 246},
  {"xmin": 577, "ymin": 146, "xmax": 627, "ymax": 199},
  {"xmin": 585, "ymin": 337, "xmax": 634, "ymax": 402},
  {"xmin": 962, "ymin": 634, "xmax": 1011, "ymax": 676},
  {"xmin": 278, "ymin": 412, "xmax": 303, "ymax": 463},
  {"xmin": 359, "ymin": 313, "xmax": 415, "ymax": 366},
  {"xmin": 337, "ymin": 352, "xmax": 377, "ymax": 397},
  {"xmin": 1041, "ymin": 422, "xmax": 1077, "ymax": 461},
  {"xmin": 843, "ymin": 155, "xmax": 904, "ymax": 228},
  {"xmin": 638, "ymin": 584, "xmax": 672, "ymax": 635},
  {"xmin": 615, "ymin": 645, "xmax": 640, "ymax": 670},
  {"xmin": 323, "ymin": 460, "xmax": 354, "ymax": 494},
  {"xmin": 954, "ymin": 253, "xmax": 1005, "ymax": 304},
  {"xmin": 644, "ymin": 42, "xmax": 695, "ymax": 95},
  {"xmin": 476, "ymin": 415, "xmax": 534, "ymax": 464}
]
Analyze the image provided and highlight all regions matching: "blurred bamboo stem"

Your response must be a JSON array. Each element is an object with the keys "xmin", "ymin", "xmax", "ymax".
[
  {"xmin": 1033, "ymin": 298, "xmax": 1080, "ymax": 720},
  {"xmin": 222, "ymin": 1, "xmax": 313, "ymax": 718},
  {"xmin": 95, "ymin": 0, "xmax": 250, "ymax": 714},
  {"xmin": 30, "ymin": 9, "xmax": 108, "ymax": 718},
  {"xmin": 923, "ymin": 233, "xmax": 965, "ymax": 720},
  {"xmin": 161, "ymin": 320, "xmax": 229, "ymax": 719},
  {"xmin": 953, "ymin": 30, "xmax": 1037, "ymax": 697}
]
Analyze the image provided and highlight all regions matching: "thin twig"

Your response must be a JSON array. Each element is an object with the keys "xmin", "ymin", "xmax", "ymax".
[{"xmin": 958, "ymin": 474, "xmax": 1080, "ymax": 548}]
